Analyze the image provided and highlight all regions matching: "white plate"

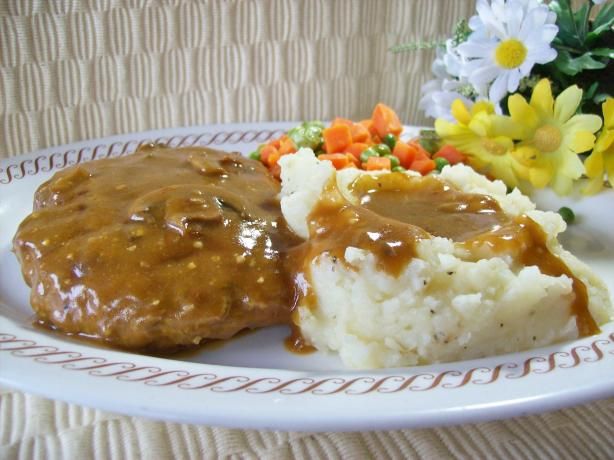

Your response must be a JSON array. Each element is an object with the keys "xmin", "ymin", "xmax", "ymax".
[{"xmin": 1, "ymin": 123, "xmax": 613, "ymax": 432}]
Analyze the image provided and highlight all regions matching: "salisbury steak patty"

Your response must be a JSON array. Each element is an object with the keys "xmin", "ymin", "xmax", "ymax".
[{"xmin": 13, "ymin": 145, "xmax": 299, "ymax": 350}]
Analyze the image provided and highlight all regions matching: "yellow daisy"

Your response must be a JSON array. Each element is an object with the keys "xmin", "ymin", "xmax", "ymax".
[
  {"xmin": 508, "ymin": 79, "xmax": 602, "ymax": 195},
  {"xmin": 436, "ymin": 99, "xmax": 526, "ymax": 187},
  {"xmin": 583, "ymin": 98, "xmax": 614, "ymax": 195}
]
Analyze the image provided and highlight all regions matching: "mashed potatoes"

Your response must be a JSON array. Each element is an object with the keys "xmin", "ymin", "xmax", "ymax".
[{"xmin": 279, "ymin": 149, "xmax": 613, "ymax": 369}]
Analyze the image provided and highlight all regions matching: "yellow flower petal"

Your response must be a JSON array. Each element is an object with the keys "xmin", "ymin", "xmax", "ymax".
[
  {"xmin": 489, "ymin": 115, "xmax": 526, "ymax": 141},
  {"xmin": 471, "ymin": 101, "xmax": 496, "ymax": 116},
  {"xmin": 604, "ymin": 151, "xmax": 614, "ymax": 188},
  {"xmin": 435, "ymin": 118, "xmax": 458, "ymax": 138},
  {"xmin": 582, "ymin": 176, "xmax": 604, "ymax": 195},
  {"xmin": 510, "ymin": 155, "xmax": 530, "ymax": 179},
  {"xmin": 584, "ymin": 150, "xmax": 604, "ymax": 179},
  {"xmin": 561, "ymin": 150, "xmax": 586, "ymax": 178},
  {"xmin": 530, "ymin": 79, "xmax": 554, "ymax": 118},
  {"xmin": 570, "ymin": 131, "xmax": 596, "ymax": 153},
  {"xmin": 603, "ymin": 98, "xmax": 614, "ymax": 130},
  {"xmin": 551, "ymin": 172, "xmax": 574, "ymax": 196},
  {"xmin": 529, "ymin": 166, "xmax": 552, "ymax": 188},
  {"xmin": 492, "ymin": 135, "xmax": 515, "ymax": 152},
  {"xmin": 496, "ymin": 163, "xmax": 520, "ymax": 187},
  {"xmin": 553, "ymin": 85, "xmax": 582, "ymax": 123},
  {"xmin": 512, "ymin": 146, "xmax": 539, "ymax": 166},
  {"xmin": 508, "ymin": 94, "xmax": 539, "ymax": 136},
  {"xmin": 468, "ymin": 114, "xmax": 489, "ymax": 137},
  {"xmin": 595, "ymin": 130, "xmax": 614, "ymax": 153},
  {"xmin": 563, "ymin": 114, "xmax": 602, "ymax": 135},
  {"xmin": 451, "ymin": 99, "xmax": 471, "ymax": 125}
]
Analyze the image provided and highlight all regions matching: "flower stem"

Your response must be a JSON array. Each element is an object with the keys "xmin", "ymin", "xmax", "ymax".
[{"xmin": 389, "ymin": 40, "xmax": 444, "ymax": 53}]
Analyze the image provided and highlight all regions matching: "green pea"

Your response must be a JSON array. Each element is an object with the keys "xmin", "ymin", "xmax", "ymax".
[
  {"xmin": 392, "ymin": 165, "xmax": 406, "ymax": 172},
  {"xmin": 434, "ymin": 157, "xmax": 449, "ymax": 172},
  {"xmin": 360, "ymin": 147, "xmax": 379, "ymax": 163},
  {"xmin": 383, "ymin": 134, "xmax": 397, "ymax": 150},
  {"xmin": 374, "ymin": 144, "xmax": 392, "ymax": 157},
  {"xmin": 249, "ymin": 151, "xmax": 261, "ymax": 161},
  {"xmin": 385, "ymin": 154, "xmax": 400, "ymax": 168},
  {"xmin": 558, "ymin": 206, "xmax": 575, "ymax": 224}
]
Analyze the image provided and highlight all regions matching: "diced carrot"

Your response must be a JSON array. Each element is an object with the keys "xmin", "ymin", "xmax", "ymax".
[
  {"xmin": 350, "ymin": 123, "xmax": 370, "ymax": 143},
  {"xmin": 318, "ymin": 153, "xmax": 351, "ymax": 170},
  {"xmin": 269, "ymin": 163, "xmax": 281, "ymax": 179},
  {"xmin": 344, "ymin": 142, "xmax": 369, "ymax": 161},
  {"xmin": 260, "ymin": 144, "xmax": 279, "ymax": 164},
  {"xmin": 267, "ymin": 149, "xmax": 281, "ymax": 167},
  {"xmin": 331, "ymin": 118, "xmax": 369, "ymax": 143},
  {"xmin": 371, "ymin": 103, "xmax": 403, "ymax": 139},
  {"xmin": 359, "ymin": 119, "xmax": 373, "ymax": 130},
  {"xmin": 408, "ymin": 140, "xmax": 431, "ymax": 161},
  {"xmin": 331, "ymin": 117, "xmax": 353, "ymax": 127},
  {"xmin": 343, "ymin": 154, "xmax": 359, "ymax": 168},
  {"xmin": 410, "ymin": 158, "xmax": 436, "ymax": 175},
  {"xmin": 271, "ymin": 138, "xmax": 282, "ymax": 149},
  {"xmin": 365, "ymin": 156, "xmax": 392, "ymax": 171},
  {"xmin": 360, "ymin": 119, "xmax": 379, "ymax": 141},
  {"xmin": 279, "ymin": 136, "xmax": 297, "ymax": 156},
  {"xmin": 392, "ymin": 141, "xmax": 416, "ymax": 169},
  {"xmin": 323, "ymin": 124, "xmax": 353, "ymax": 153},
  {"xmin": 433, "ymin": 144, "xmax": 466, "ymax": 165}
]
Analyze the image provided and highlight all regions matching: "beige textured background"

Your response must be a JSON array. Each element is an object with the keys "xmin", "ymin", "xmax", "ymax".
[
  {"xmin": 0, "ymin": 0, "xmax": 477, "ymax": 158},
  {"xmin": 1, "ymin": 0, "xmax": 613, "ymax": 458}
]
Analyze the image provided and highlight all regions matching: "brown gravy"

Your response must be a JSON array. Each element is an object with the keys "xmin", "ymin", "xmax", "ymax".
[
  {"xmin": 15, "ymin": 152, "xmax": 598, "ymax": 355},
  {"xmin": 14, "ymin": 145, "xmax": 302, "ymax": 350},
  {"xmin": 464, "ymin": 215, "xmax": 597, "ymax": 336},
  {"xmin": 284, "ymin": 323, "xmax": 317, "ymax": 354},
  {"xmin": 352, "ymin": 174, "xmax": 508, "ymax": 241},
  {"xmin": 293, "ymin": 172, "xmax": 597, "ymax": 338}
]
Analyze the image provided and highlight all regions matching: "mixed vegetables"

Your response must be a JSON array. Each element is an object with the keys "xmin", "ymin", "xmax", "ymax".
[{"xmin": 249, "ymin": 103, "xmax": 467, "ymax": 179}]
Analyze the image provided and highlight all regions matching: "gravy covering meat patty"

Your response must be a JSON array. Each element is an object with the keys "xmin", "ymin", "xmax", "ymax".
[{"xmin": 13, "ymin": 145, "xmax": 300, "ymax": 350}]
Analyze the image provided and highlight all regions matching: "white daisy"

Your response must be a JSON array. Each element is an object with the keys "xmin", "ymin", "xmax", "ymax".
[
  {"xmin": 419, "ymin": 79, "xmax": 473, "ymax": 121},
  {"xmin": 419, "ymin": 40, "xmax": 472, "ymax": 121},
  {"xmin": 458, "ymin": 0, "xmax": 558, "ymax": 103},
  {"xmin": 438, "ymin": 39, "xmax": 464, "ymax": 79}
]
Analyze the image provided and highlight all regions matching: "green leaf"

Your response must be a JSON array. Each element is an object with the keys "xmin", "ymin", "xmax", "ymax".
[
  {"xmin": 550, "ymin": 1, "xmax": 574, "ymax": 35},
  {"xmin": 593, "ymin": 1, "xmax": 614, "ymax": 31},
  {"xmin": 574, "ymin": 3, "xmax": 591, "ymax": 42},
  {"xmin": 586, "ymin": 18, "xmax": 614, "ymax": 42},
  {"xmin": 591, "ymin": 20, "xmax": 614, "ymax": 38},
  {"xmin": 587, "ymin": 8, "xmax": 614, "ymax": 46},
  {"xmin": 584, "ymin": 81, "xmax": 599, "ymax": 100},
  {"xmin": 553, "ymin": 50, "xmax": 607, "ymax": 76},
  {"xmin": 591, "ymin": 48, "xmax": 614, "ymax": 59}
]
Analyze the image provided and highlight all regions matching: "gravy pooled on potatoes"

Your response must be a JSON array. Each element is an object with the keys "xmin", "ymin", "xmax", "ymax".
[
  {"xmin": 13, "ymin": 145, "xmax": 300, "ymax": 350},
  {"xmin": 293, "ymin": 172, "xmax": 596, "ymax": 337}
]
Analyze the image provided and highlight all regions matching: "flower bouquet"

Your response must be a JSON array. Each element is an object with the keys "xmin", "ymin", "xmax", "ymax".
[{"xmin": 394, "ymin": 0, "xmax": 613, "ymax": 196}]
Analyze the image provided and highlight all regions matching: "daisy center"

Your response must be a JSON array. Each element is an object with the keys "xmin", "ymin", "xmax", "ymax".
[
  {"xmin": 495, "ymin": 39, "xmax": 527, "ymax": 69},
  {"xmin": 533, "ymin": 125, "xmax": 562, "ymax": 153},
  {"xmin": 481, "ymin": 139, "xmax": 507, "ymax": 156}
]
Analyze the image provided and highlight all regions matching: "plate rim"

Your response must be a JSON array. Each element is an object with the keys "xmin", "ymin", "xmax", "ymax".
[
  {"xmin": 2, "ymin": 321, "xmax": 613, "ymax": 431},
  {"xmin": 1, "ymin": 122, "xmax": 613, "ymax": 431}
]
